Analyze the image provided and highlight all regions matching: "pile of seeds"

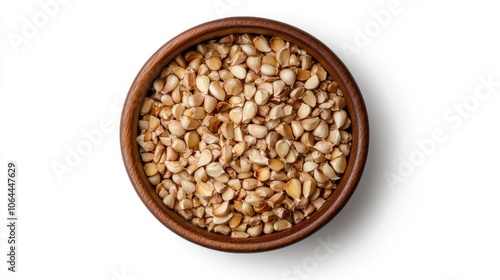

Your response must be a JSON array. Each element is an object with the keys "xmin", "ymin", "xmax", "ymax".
[{"xmin": 137, "ymin": 34, "xmax": 352, "ymax": 238}]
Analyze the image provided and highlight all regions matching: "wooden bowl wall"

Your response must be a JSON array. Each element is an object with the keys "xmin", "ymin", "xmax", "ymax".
[{"xmin": 121, "ymin": 17, "xmax": 369, "ymax": 252}]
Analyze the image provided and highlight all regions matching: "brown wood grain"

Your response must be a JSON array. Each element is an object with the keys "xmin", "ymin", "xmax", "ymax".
[{"xmin": 120, "ymin": 17, "xmax": 369, "ymax": 252}]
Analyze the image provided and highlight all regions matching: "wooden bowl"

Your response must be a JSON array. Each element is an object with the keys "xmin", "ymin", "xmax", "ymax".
[{"xmin": 120, "ymin": 17, "xmax": 369, "ymax": 252}]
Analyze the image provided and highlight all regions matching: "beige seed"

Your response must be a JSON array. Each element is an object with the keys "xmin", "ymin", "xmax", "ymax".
[
  {"xmin": 275, "ymin": 123, "xmax": 294, "ymax": 139},
  {"xmin": 165, "ymin": 161, "xmax": 184, "ymax": 173},
  {"xmin": 270, "ymin": 37, "xmax": 285, "ymax": 51},
  {"xmin": 248, "ymin": 149, "xmax": 269, "ymax": 165},
  {"xmin": 233, "ymin": 142, "xmax": 248, "ymax": 156},
  {"xmin": 304, "ymin": 74, "xmax": 320, "ymax": 89},
  {"xmin": 168, "ymin": 120, "xmax": 186, "ymax": 137},
  {"xmin": 222, "ymin": 187, "xmax": 236, "ymax": 201},
  {"xmin": 297, "ymin": 103, "xmax": 312, "ymax": 120},
  {"xmin": 228, "ymin": 213, "xmax": 242, "ymax": 228},
  {"xmin": 195, "ymin": 75, "xmax": 210, "ymax": 93},
  {"xmin": 220, "ymin": 122, "xmax": 234, "ymax": 140},
  {"xmin": 313, "ymin": 169, "xmax": 329, "ymax": 184},
  {"xmin": 206, "ymin": 51, "xmax": 222, "ymax": 70},
  {"xmin": 333, "ymin": 110, "xmax": 348, "ymax": 128},
  {"xmin": 258, "ymin": 82, "xmax": 273, "ymax": 93},
  {"xmin": 153, "ymin": 78, "xmax": 165, "ymax": 93},
  {"xmin": 184, "ymin": 107, "xmax": 206, "ymax": 120},
  {"xmin": 313, "ymin": 120, "xmax": 329, "ymax": 138},
  {"xmin": 293, "ymin": 210, "xmax": 305, "ymax": 224},
  {"xmin": 248, "ymin": 124, "xmax": 268, "ymax": 139},
  {"xmin": 276, "ymin": 47, "xmax": 290, "ymax": 67},
  {"xmin": 242, "ymin": 178, "xmax": 260, "ymax": 190},
  {"xmin": 171, "ymin": 138, "xmax": 186, "ymax": 153},
  {"xmin": 326, "ymin": 129, "xmax": 341, "ymax": 146},
  {"xmin": 224, "ymin": 78, "xmax": 243, "ymax": 95},
  {"xmin": 321, "ymin": 163, "xmax": 340, "ymax": 180},
  {"xmin": 261, "ymin": 211, "xmax": 279, "ymax": 223},
  {"xmin": 149, "ymin": 116, "xmax": 160, "ymax": 131},
  {"xmin": 263, "ymin": 222, "xmax": 274, "ymax": 234},
  {"xmin": 184, "ymin": 131, "xmax": 200, "ymax": 149},
  {"xmin": 201, "ymin": 131, "xmax": 219, "ymax": 144},
  {"xmin": 247, "ymin": 223, "xmax": 263, "ymax": 237},
  {"xmin": 331, "ymin": 155, "xmax": 347, "ymax": 173},
  {"xmin": 144, "ymin": 163, "xmax": 157, "ymax": 176},
  {"xmin": 197, "ymin": 150, "xmax": 212, "ymax": 167},
  {"xmin": 177, "ymin": 209, "xmax": 193, "ymax": 221},
  {"xmin": 255, "ymin": 187, "xmax": 274, "ymax": 198},
  {"xmin": 214, "ymin": 225, "xmax": 231, "ymax": 235},
  {"xmin": 180, "ymin": 180, "xmax": 195, "ymax": 194},
  {"xmin": 314, "ymin": 141, "xmax": 334, "ymax": 154},
  {"xmin": 188, "ymin": 93, "xmax": 204, "ymax": 108},
  {"xmin": 241, "ymin": 201, "xmax": 255, "ymax": 216},
  {"xmin": 312, "ymin": 198, "xmax": 326, "ymax": 209},
  {"xmin": 194, "ymin": 167, "xmax": 208, "ymax": 183},
  {"xmin": 267, "ymin": 191, "xmax": 286, "ymax": 208},
  {"xmin": 302, "ymin": 90, "xmax": 317, "ymax": 107},
  {"xmin": 162, "ymin": 194, "xmax": 175, "ymax": 209},
  {"xmin": 238, "ymin": 173, "xmax": 254, "ymax": 180},
  {"xmin": 285, "ymin": 179, "xmax": 302, "ymax": 200},
  {"xmin": 262, "ymin": 54, "xmax": 277, "ymax": 67},
  {"xmin": 316, "ymin": 91, "xmax": 328, "ymax": 104},
  {"xmin": 206, "ymin": 162, "xmax": 224, "ymax": 177},
  {"xmin": 162, "ymin": 75, "xmax": 179, "ymax": 94},
  {"xmin": 301, "ymin": 55, "xmax": 313, "ymax": 70},
  {"xmin": 302, "ymin": 179, "xmax": 317, "ymax": 198},
  {"xmin": 196, "ymin": 181, "xmax": 214, "ymax": 197},
  {"xmin": 229, "ymin": 107, "xmax": 243, "ymax": 125},
  {"xmin": 332, "ymin": 96, "xmax": 346, "ymax": 110},
  {"xmin": 312, "ymin": 64, "xmax": 328, "ymax": 81},
  {"xmin": 246, "ymin": 56, "xmax": 261, "ymax": 73},
  {"xmin": 165, "ymin": 146, "xmax": 178, "ymax": 161},
  {"xmin": 172, "ymin": 104, "xmax": 186, "ymax": 120},
  {"xmin": 219, "ymin": 145, "xmax": 232, "ymax": 167},
  {"xmin": 268, "ymin": 158, "xmax": 284, "ymax": 171},
  {"xmin": 245, "ymin": 194, "xmax": 264, "ymax": 207},
  {"xmin": 179, "ymin": 198, "xmax": 194, "ymax": 210},
  {"xmin": 209, "ymin": 81, "xmax": 226, "ymax": 101},
  {"xmin": 312, "ymin": 150, "xmax": 327, "ymax": 163},
  {"xmin": 297, "ymin": 69, "xmax": 311, "ymax": 81},
  {"xmin": 204, "ymin": 96, "xmax": 217, "ymax": 114},
  {"xmin": 231, "ymin": 231, "xmax": 249, "ymax": 238},
  {"xmin": 213, "ymin": 212, "xmax": 233, "ymax": 225},
  {"xmin": 254, "ymin": 89, "xmax": 270, "ymax": 105},
  {"xmin": 213, "ymin": 201, "xmax": 230, "ymax": 217},
  {"xmin": 193, "ymin": 206, "xmax": 205, "ymax": 218},
  {"xmin": 301, "ymin": 117, "xmax": 321, "ymax": 131},
  {"xmin": 268, "ymin": 104, "xmax": 285, "ymax": 120},
  {"xmin": 228, "ymin": 65, "xmax": 247, "ymax": 79},
  {"xmin": 291, "ymin": 121, "xmax": 304, "ymax": 139},
  {"xmin": 141, "ymin": 152, "xmax": 154, "ymax": 162},
  {"xmin": 227, "ymin": 179, "xmax": 242, "ymax": 190},
  {"xmin": 280, "ymin": 68, "xmax": 296, "ymax": 86},
  {"xmin": 275, "ymin": 140, "xmax": 290, "ymax": 159},
  {"xmin": 303, "ymin": 161, "xmax": 318, "ymax": 173},
  {"xmin": 260, "ymin": 64, "xmax": 278, "ymax": 76},
  {"xmin": 180, "ymin": 115, "xmax": 200, "ymax": 130},
  {"xmin": 182, "ymin": 68, "xmax": 196, "ymax": 90},
  {"xmin": 255, "ymin": 167, "xmax": 271, "ymax": 181},
  {"xmin": 274, "ymin": 219, "xmax": 292, "ymax": 231},
  {"xmin": 301, "ymin": 132, "xmax": 315, "ymax": 147},
  {"xmin": 253, "ymin": 35, "xmax": 272, "ymax": 52}
]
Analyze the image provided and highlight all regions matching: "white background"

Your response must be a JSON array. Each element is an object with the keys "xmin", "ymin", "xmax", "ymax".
[{"xmin": 1, "ymin": 0, "xmax": 499, "ymax": 279}]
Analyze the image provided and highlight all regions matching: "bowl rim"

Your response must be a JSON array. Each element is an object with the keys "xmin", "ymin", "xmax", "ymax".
[{"xmin": 120, "ymin": 16, "xmax": 369, "ymax": 252}]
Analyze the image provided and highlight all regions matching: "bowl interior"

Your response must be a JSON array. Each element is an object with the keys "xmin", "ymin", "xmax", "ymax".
[{"xmin": 121, "ymin": 17, "xmax": 369, "ymax": 252}]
